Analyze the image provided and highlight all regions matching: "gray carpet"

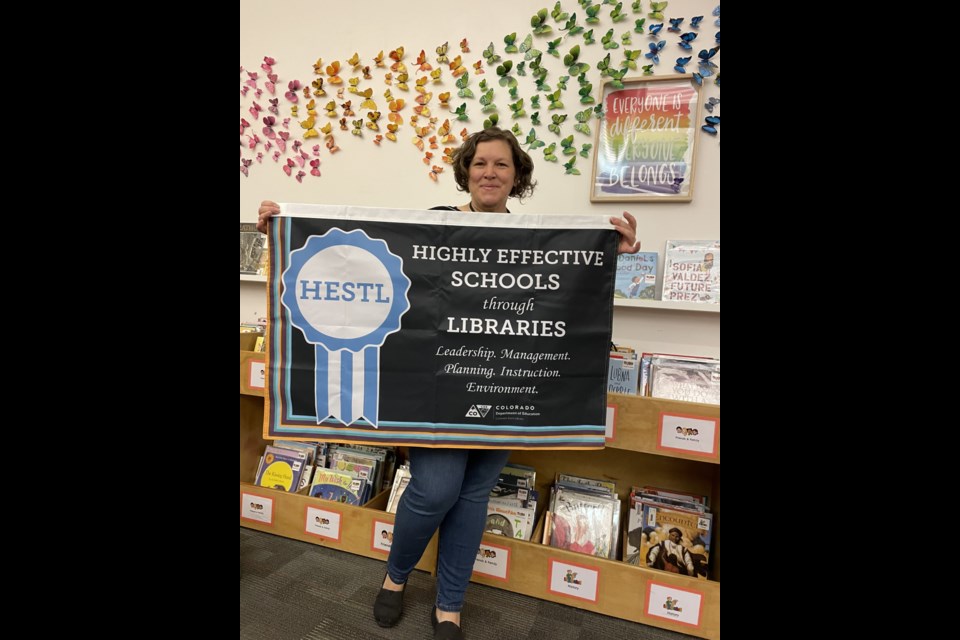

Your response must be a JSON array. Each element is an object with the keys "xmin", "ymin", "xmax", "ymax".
[{"xmin": 241, "ymin": 527, "xmax": 700, "ymax": 640}]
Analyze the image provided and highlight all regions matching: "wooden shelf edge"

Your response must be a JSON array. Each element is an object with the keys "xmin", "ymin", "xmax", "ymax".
[{"xmin": 613, "ymin": 298, "xmax": 719, "ymax": 313}]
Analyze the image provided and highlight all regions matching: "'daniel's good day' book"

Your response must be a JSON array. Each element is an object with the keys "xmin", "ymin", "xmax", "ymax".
[{"xmin": 613, "ymin": 251, "xmax": 658, "ymax": 299}]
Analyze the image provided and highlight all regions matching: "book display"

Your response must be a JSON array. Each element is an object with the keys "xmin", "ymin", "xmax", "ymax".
[{"xmin": 240, "ymin": 347, "xmax": 721, "ymax": 638}]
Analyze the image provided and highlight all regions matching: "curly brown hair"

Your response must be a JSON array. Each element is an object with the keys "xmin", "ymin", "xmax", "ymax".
[{"xmin": 451, "ymin": 127, "xmax": 537, "ymax": 201}]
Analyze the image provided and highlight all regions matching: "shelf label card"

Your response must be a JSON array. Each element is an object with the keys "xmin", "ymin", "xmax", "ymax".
[
  {"xmin": 249, "ymin": 360, "xmax": 266, "ymax": 389},
  {"xmin": 658, "ymin": 413, "xmax": 719, "ymax": 458},
  {"xmin": 548, "ymin": 559, "xmax": 599, "ymax": 602},
  {"xmin": 240, "ymin": 491, "xmax": 273, "ymax": 524},
  {"xmin": 473, "ymin": 542, "xmax": 510, "ymax": 580},
  {"xmin": 645, "ymin": 580, "xmax": 703, "ymax": 627},
  {"xmin": 605, "ymin": 404, "xmax": 616, "ymax": 440},
  {"xmin": 305, "ymin": 506, "xmax": 341, "ymax": 541},
  {"xmin": 372, "ymin": 520, "xmax": 394, "ymax": 554}
]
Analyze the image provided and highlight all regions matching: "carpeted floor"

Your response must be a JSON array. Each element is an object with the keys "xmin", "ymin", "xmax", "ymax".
[{"xmin": 241, "ymin": 528, "xmax": 700, "ymax": 640}]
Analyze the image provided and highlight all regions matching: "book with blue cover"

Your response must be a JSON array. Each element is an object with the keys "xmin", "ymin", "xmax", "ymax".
[{"xmin": 613, "ymin": 251, "xmax": 658, "ymax": 300}]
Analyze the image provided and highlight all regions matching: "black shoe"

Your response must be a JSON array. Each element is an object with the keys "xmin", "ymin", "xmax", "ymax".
[
  {"xmin": 431, "ymin": 606, "xmax": 465, "ymax": 640},
  {"xmin": 373, "ymin": 575, "xmax": 405, "ymax": 628}
]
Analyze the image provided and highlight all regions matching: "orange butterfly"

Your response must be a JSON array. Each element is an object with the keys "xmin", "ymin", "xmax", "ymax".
[
  {"xmin": 383, "ymin": 72, "xmax": 393, "ymax": 86},
  {"xmin": 414, "ymin": 49, "xmax": 432, "ymax": 72},
  {"xmin": 460, "ymin": 38, "xmax": 470, "ymax": 53},
  {"xmin": 388, "ymin": 99, "xmax": 405, "ymax": 125},
  {"xmin": 373, "ymin": 51, "xmax": 385, "ymax": 67},
  {"xmin": 305, "ymin": 99, "xmax": 318, "ymax": 117},
  {"xmin": 472, "ymin": 59, "xmax": 485, "ymax": 74},
  {"xmin": 373, "ymin": 134, "xmax": 384, "ymax": 145},
  {"xmin": 325, "ymin": 134, "xmax": 340, "ymax": 153},
  {"xmin": 429, "ymin": 165, "xmax": 444, "ymax": 181},
  {"xmin": 428, "ymin": 135, "xmax": 438, "ymax": 149},
  {"xmin": 338, "ymin": 117, "xmax": 348, "ymax": 131},
  {"xmin": 449, "ymin": 55, "xmax": 466, "ymax": 78},
  {"xmin": 326, "ymin": 61, "xmax": 342, "ymax": 84},
  {"xmin": 361, "ymin": 66, "xmax": 372, "ymax": 80},
  {"xmin": 341, "ymin": 101, "xmax": 355, "ymax": 117},
  {"xmin": 389, "ymin": 46, "xmax": 405, "ymax": 71},
  {"xmin": 442, "ymin": 147, "xmax": 455, "ymax": 163},
  {"xmin": 386, "ymin": 122, "xmax": 400, "ymax": 142},
  {"xmin": 357, "ymin": 88, "xmax": 377, "ymax": 110},
  {"xmin": 460, "ymin": 128, "xmax": 469, "ymax": 141},
  {"xmin": 336, "ymin": 88, "xmax": 345, "ymax": 99},
  {"xmin": 396, "ymin": 71, "xmax": 410, "ymax": 91},
  {"xmin": 313, "ymin": 58, "xmax": 324, "ymax": 74},
  {"xmin": 412, "ymin": 137, "xmax": 425, "ymax": 152},
  {"xmin": 438, "ymin": 92, "xmax": 451, "ymax": 107},
  {"xmin": 366, "ymin": 111, "xmax": 381, "ymax": 131},
  {"xmin": 422, "ymin": 151, "xmax": 434, "ymax": 164}
]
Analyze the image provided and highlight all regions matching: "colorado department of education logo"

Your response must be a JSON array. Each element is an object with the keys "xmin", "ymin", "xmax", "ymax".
[
  {"xmin": 281, "ymin": 228, "xmax": 410, "ymax": 427},
  {"xmin": 466, "ymin": 404, "xmax": 492, "ymax": 418}
]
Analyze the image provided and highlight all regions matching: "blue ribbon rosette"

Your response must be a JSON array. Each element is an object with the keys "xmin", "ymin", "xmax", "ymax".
[{"xmin": 280, "ymin": 229, "xmax": 411, "ymax": 427}]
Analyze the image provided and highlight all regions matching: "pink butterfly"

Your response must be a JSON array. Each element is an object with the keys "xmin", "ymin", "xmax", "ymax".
[
  {"xmin": 254, "ymin": 88, "xmax": 262, "ymax": 99},
  {"xmin": 268, "ymin": 98, "xmax": 279, "ymax": 115},
  {"xmin": 245, "ymin": 77, "xmax": 258, "ymax": 89},
  {"xmin": 275, "ymin": 131, "xmax": 289, "ymax": 153},
  {"xmin": 262, "ymin": 56, "xmax": 276, "ymax": 72},
  {"xmin": 264, "ymin": 140, "xmax": 273, "ymax": 151},
  {"xmin": 249, "ymin": 102, "xmax": 262, "ymax": 119},
  {"xmin": 295, "ymin": 170, "xmax": 306, "ymax": 183},
  {"xmin": 310, "ymin": 159, "xmax": 321, "ymax": 176},
  {"xmin": 283, "ymin": 158, "xmax": 295, "ymax": 176},
  {"xmin": 240, "ymin": 65, "xmax": 245, "ymax": 74},
  {"xmin": 285, "ymin": 80, "xmax": 301, "ymax": 103},
  {"xmin": 262, "ymin": 116, "xmax": 276, "ymax": 139},
  {"xmin": 295, "ymin": 152, "xmax": 306, "ymax": 168},
  {"xmin": 292, "ymin": 140, "xmax": 303, "ymax": 153},
  {"xmin": 240, "ymin": 85, "xmax": 249, "ymax": 96},
  {"xmin": 246, "ymin": 133, "xmax": 261, "ymax": 149},
  {"xmin": 240, "ymin": 118, "xmax": 251, "ymax": 135},
  {"xmin": 256, "ymin": 152, "xmax": 264, "ymax": 163},
  {"xmin": 265, "ymin": 73, "xmax": 279, "ymax": 95},
  {"xmin": 282, "ymin": 117, "xmax": 290, "ymax": 129},
  {"xmin": 246, "ymin": 70, "xmax": 259, "ymax": 81},
  {"xmin": 240, "ymin": 158, "xmax": 252, "ymax": 177},
  {"xmin": 312, "ymin": 144, "xmax": 321, "ymax": 156},
  {"xmin": 272, "ymin": 151, "xmax": 281, "ymax": 162}
]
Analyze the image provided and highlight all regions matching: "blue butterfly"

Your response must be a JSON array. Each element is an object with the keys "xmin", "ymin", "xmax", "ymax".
[
  {"xmin": 698, "ymin": 47, "xmax": 719, "ymax": 76},
  {"xmin": 674, "ymin": 56, "xmax": 692, "ymax": 73},
  {"xmin": 648, "ymin": 23, "xmax": 664, "ymax": 36},
  {"xmin": 645, "ymin": 40, "xmax": 666, "ymax": 63},
  {"xmin": 704, "ymin": 97, "xmax": 720, "ymax": 113},
  {"xmin": 715, "ymin": 31, "xmax": 720, "ymax": 44},
  {"xmin": 670, "ymin": 177, "xmax": 684, "ymax": 193},
  {"xmin": 690, "ymin": 16, "xmax": 703, "ymax": 28},
  {"xmin": 679, "ymin": 32, "xmax": 698, "ymax": 50},
  {"xmin": 702, "ymin": 115, "xmax": 720, "ymax": 135},
  {"xmin": 713, "ymin": 4, "xmax": 720, "ymax": 27},
  {"xmin": 692, "ymin": 72, "xmax": 703, "ymax": 86},
  {"xmin": 668, "ymin": 18, "xmax": 684, "ymax": 33}
]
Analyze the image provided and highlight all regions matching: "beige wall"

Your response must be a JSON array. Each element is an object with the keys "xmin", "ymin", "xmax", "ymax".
[{"xmin": 240, "ymin": 0, "xmax": 719, "ymax": 358}]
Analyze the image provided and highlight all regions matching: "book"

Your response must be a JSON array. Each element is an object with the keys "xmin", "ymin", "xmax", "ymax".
[
  {"xmin": 636, "ymin": 501, "xmax": 713, "ymax": 579},
  {"xmin": 661, "ymin": 240, "xmax": 720, "ymax": 304},
  {"xmin": 649, "ymin": 356, "xmax": 720, "ymax": 405},
  {"xmin": 254, "ymin": 445, "xmax": 307, "ymax": 492},
  {"xmin": 613, "ymin": 251, "xmax": 658, "ymax": 299},
  {"xmin": 240, "ymin": 222, "xmax": 267, "ymax": 275},
  {"xmin": 608, "ymin": 351, "xmax": 639, "ymax": 395}
]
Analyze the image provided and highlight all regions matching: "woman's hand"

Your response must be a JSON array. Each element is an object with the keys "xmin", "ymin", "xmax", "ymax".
[
  {"xmin": 257, "ymin": 200, "xmax": 280, "ymax": 234},
  {"xmin": 610, "ymin": 211, "xmax": 640, "ymax": 255}
]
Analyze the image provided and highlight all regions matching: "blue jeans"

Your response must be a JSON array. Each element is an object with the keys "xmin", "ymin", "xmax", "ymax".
[{"xmin": 386, "ymin": 447, "xmax": 511, "ymax": 612}]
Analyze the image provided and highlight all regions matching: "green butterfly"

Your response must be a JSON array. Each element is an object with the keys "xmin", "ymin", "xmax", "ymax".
[
  {"xmin": 578, "ymin": 82, "xmax": 595, "ymax": 105},
  {"xmin": 456, "ymin": 73, "xmax": 474, "ymax": 99},
  {"xmin": 649, "ymin": 1, "xmax": 668, "ymax": 21},
  {"xmin": 503, "ymin": 32, "xmax": 518, "ymax": 54},
  {"xmin": 582, "ymin": 29, "xmax": 596, "ymax": 45},
  {"xmin": 479, "ymin": 89, "xmax": 496, "ymax": 113},
  {"xmin": 478, "ymin": 78, "xmax": 489, "ymax": 92},
  {"xmin": 546, "ymin": 89, "xmax": 563, "ymax": 110},
  {"xmin": 535, "ymin": 78, "xmax": 552, "ymax": 93},
  {"xmin": 511, "ymin": 123, "xmax": 523, "ymax": 137},
  {"xmin": 607, "ymin": 68, "xmax": 627, "ymax": 89},
  {"xmin": 509, "ymin": 99, "xmax": 526, "ymax": 119},
  {"xmin": 483, "ymin": 113, "xmax": 499, "ymax": 129},
  {"xmin": 579, "ymin": 143, "xmax": 593, "ymax": 158},
  {"xmin": 563, "ymin": 156, "xmax": 580, "ymax": 175},
  {"xmin": 531, "ymin": 111, "xmax": 542, "ymax": 126},
  {"xmin": 560, "ymin": 134, "xmax": 576, "ymax": 155},
  {"xmin": 562, "ymin": 13, "xmax": 583, "ymax": 35},
  {"xmin": 642, "ymin": 64, "xmax": 654, "ymax": 75},
  {"xmin": 596, "ymin": 53, "xmax": 611, "ymax": 74},
  {"xmin": 516, "ymin": 61, "xmax": 527, "ymax": 76},
  {"xmin": 573, "ymin": 108, "xmax": 592, "ymax": 135},
  {"xmin": 551, "ymin": 1, "xmax": 568, "ymax": 22},
  {"xmin": 453, "ymin": 102, "xmax": 469, "ymax": 122},
  {"xmin": 548, "ymin": 113, "xmax": 568, "ymax": 135},
  {"xmin": 546, "ymin": 38, "xmax": 563, "ymax": 57},
  {"xmin": 631, "ymin": 1, "xmax": 642, "ymax": 13},
  {"xmin": 542, "ymin": 142, "xmax": 558, "ymax": 162},
  {"xmin": 633, "ymin": 18, "xmax": 646, "ymax": 33},
  {"xmin": 610, "ymin": 2, "xmax": 626, "ymax": 22},
  {"xmin": 622, "ymin": 49, "xmax": 642, "ymax": 70},
  {"xmin": 508, "ymin": 86, "xmax": 519, "ymax": 100},
  {"xmin": 530, "ymin": 95, "xmax": 541, "ymax": 109},
  {"xmin": 621, "ymin": 32, "xmax": 632, "ymax": 45},
  {"xmin": 525, "ymin": 127, "xmax": 545, "ymax": 150},
  {"xmin": 602, "ymin": 29, "xmax": 620, "ymax": 50},
  {"xmin": 483, "ymin": 42, "xmax": 501, "ymax": 65},
  {"xmin": 531, "ymin": 8, "xmax": 552, "ymax": 35},
  {"xmin": 585, "ymin": 4, "xmax": 601, "ymax": 24},
  {"xmin": 556, "ymin": 75, "xmax": 570, "ymax": 90}
]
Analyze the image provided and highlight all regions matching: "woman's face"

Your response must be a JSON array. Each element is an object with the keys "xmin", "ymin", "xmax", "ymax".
[{"xmin": 468, "ymin": 139, "xmax": 516, "ymax": 212}]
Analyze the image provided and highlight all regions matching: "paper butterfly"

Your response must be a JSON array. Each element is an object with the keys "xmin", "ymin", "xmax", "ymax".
[
  {"xmin": 460, "ymin": 38, "xmax": 470, "ymax": 53},
  {"xmin": 563, "ymin": 156, "xmax": 580, "ymax": 175},
  {"xmin": 649, "ymin": 1, "xmax": 668, "ymax": 21},
  {"xmin": 240, "ymin": 159, "xmax": 252, "ymax": 177},
  {"xmin": 310, "ymin": 159, "xmax": 321, "ymax": 177},
  {"xmin": 285, "ymin": 80, "xmax": 301, "ymax": 103},
  {"xmin": 326, "ymin": 62, "xmax": 342, "ymax": 84},
  {"xmin": 668, "ymin": 18, "xmax": 684, "ymax": 33},
  {"xmin": 701, "ymin": 115, "xmax": 720, "ymax": 135},
  {"xmin": 704, "ymin": 97, "xmax": 720, "ymax": 113},
  {"xmin": 428, "ymin": 165, "xmax": 444, "ymax": 181},
  {"xmin": 524, "ymin": 127, "xmax": 545, "ymax": 151}
]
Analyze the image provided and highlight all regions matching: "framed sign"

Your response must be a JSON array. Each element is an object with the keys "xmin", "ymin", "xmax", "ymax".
[{"xmin": 590, "ymin": 75, "xmax": 701, "ymax": 202}]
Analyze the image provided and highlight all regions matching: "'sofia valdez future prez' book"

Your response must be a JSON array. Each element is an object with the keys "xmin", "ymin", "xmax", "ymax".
[{"xmin": 661, "ymin": 240, "xmax": 720, "ymax": 304}]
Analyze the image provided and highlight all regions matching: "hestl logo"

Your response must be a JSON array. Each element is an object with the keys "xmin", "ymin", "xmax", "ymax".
[
  {"xmin": 465, "ymin": 406, "xmax": 482, "ymax": 418},
  {"xmin": 476, "ymin": 405, "xmax": 492, "ymax": 417}
]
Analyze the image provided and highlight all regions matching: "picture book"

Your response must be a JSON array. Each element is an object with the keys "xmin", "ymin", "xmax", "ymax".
[
  {"xmin": 613, "ymin": 251, "xmax": 658, "ymax": 300},
  {"xmin": 549, "ymin": 485, "xmax": 620, "ymax": 560},
  {"xmin": 661, "ymin": 240, "xmax": 720, "ymax": 304},
  {"xmin": 636, "ymin": 501, "xmax": 713, "ymax": 579},
  {"xmin": 649, "ymin": 356, "xmax": 720, "ymax": 405},
  {"xmin": 608, "ymin": 351, "xmax": 639, "ymax": 395},
  {"xmin": 240, "ymin": 222, "xmax": 267, "ymax": 275},
  {"xmin": 254, "ymin": 445, "xmax": 307, "ymax": 492}
]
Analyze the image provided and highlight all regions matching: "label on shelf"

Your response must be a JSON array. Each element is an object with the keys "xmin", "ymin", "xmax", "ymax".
[
  {"xmin": 305, "ymin": 506, "xmax": 342, "ymax": 541},
  {"xmin": 657, "ymin": 413, "xmax": 719, "ymax": 459},
  {"xmin": 371, "ymin": 520, "xmax": 395, "ymax": 554},
  {"xmin": 240, "ymin": 491, "xmax": 274, "ymax": 524},
  {"xmin": 473, "ymin": 541, "xmax": 510, "ymax": 581},
  {"xmin": 605, "ymin": 404, "xmax": 616, "ymax": 440},
  {"xmin": 249, "ymin": 359, "xmax": 266, "ymax": 389},
  {"xmin": 548, "ymin": 559, "xmax": 599, "ymax": 602},
  {"xmin": 645, "ymin": 580, "xmax": 703, "ymax": 627}
]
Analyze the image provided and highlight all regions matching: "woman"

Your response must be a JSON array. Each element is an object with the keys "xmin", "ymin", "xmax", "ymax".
[{"xmin": 257, "ymin": 127, "xmax": 639, "ymax": 640}]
